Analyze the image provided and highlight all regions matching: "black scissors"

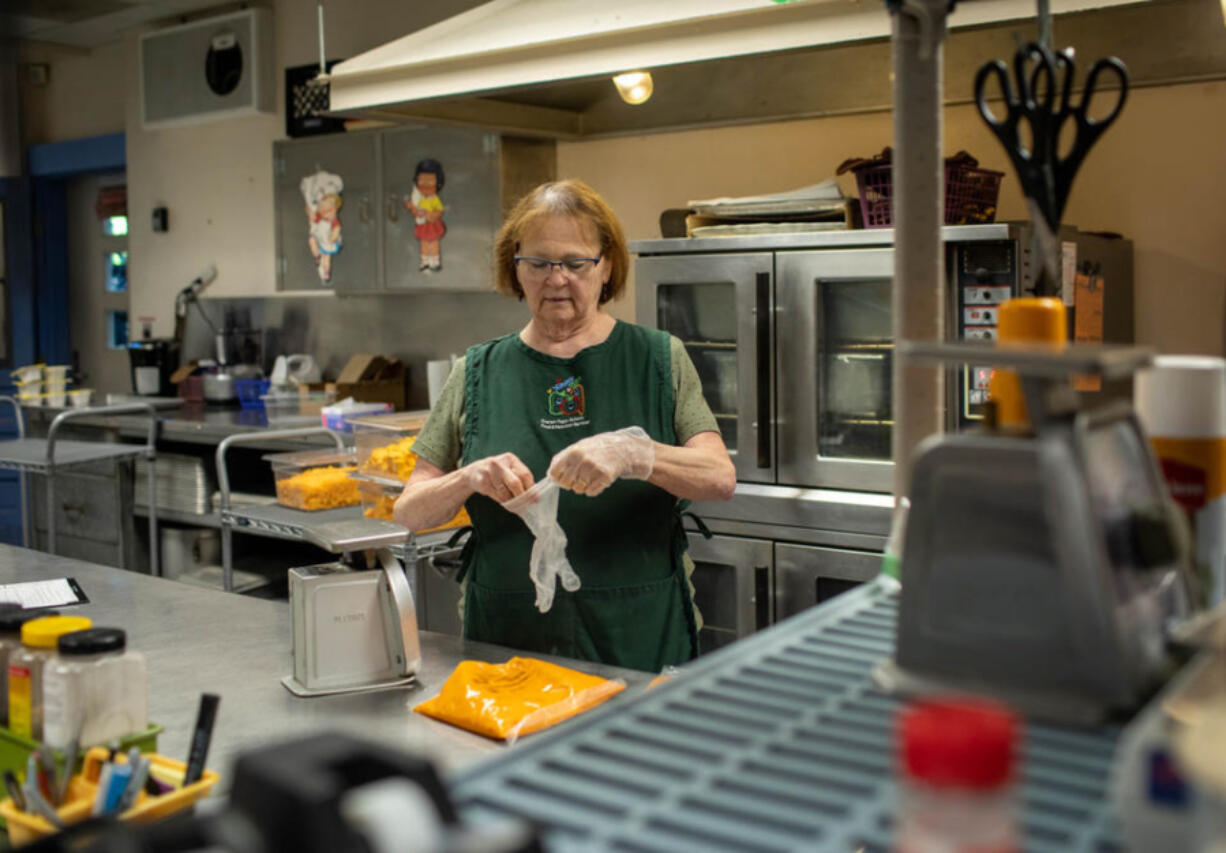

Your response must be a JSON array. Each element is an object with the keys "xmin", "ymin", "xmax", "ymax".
[{"xmin": 974, "ymin": 43, "xmax": 1128, "ymax": 292}]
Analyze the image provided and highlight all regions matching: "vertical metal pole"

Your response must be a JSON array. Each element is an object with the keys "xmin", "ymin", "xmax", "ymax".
[
  {"xmin": 1037, "ymin": 0, "xmax": 1053, "ymax": 50},
  {"xmin": 890, "ymin": 0, "xmax": 951, "ymax": 501},
  {"xmin": 46, "ymin": 472, "xmax": 55, "ymax": 555},
  {"xmin": 147, "ymin": 453, "xmax": 159, "ymax": 577}
]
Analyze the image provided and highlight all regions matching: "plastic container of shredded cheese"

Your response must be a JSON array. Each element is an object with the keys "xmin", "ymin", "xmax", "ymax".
[
  {"xmin": 264, "ymin": 448, "xmax": 360, "ymax": 511},
  {"xmin": 349, "ymin": 411, "xmax": 430, "ymax": 483}
]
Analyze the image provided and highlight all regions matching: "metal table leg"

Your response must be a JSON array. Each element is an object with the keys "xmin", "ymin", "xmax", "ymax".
[{"xmin": 216, "ymin": 427, "xmax": 346, "ymax": 593}]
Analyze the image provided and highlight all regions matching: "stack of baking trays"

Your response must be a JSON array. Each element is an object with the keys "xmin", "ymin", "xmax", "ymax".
[{"xmin": 135, "ymin": 453, "xmax": 214, "ymax": 515}]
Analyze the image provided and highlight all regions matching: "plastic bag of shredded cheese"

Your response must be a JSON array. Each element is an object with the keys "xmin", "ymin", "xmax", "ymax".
[{"xmin": 413, "ymin": 657, "xmax": 625, "ymax": 742}]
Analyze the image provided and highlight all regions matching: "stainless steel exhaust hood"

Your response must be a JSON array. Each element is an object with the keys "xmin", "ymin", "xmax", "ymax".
[{"xmin": 328, "ymin": 0, "xmax": 1153, "ymax": 138}]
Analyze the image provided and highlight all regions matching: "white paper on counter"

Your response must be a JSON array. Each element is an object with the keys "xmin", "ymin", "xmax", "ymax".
[{"xmin": 0, "ymin": 578, "xmax": 88, "ymax": 609}]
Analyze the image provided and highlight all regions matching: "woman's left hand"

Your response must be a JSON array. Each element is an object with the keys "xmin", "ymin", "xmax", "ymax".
[{"xmin": 548, "ymin": 427, "xmax": 654, "ymax": 497}]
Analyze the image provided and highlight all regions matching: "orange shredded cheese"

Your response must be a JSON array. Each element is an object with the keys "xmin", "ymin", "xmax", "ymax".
[
  {"xmin": 276, "ymin": 465, "xmax": 360, "ymax": 510},
  {"xmin": 362, "ymin": 490, "xmax": 470, "ymax": 533},
  {"xmin": 414, "ymin": 657, "xmax": 625, "ymax": 740},
  {"xmin": 361, "ymin": 435, "xmax": 419, "ymax": 481}
]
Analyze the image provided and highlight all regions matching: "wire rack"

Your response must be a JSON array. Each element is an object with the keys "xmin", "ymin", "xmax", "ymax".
[{"xmin": 451, "ymin": 580, "xmax": 1124, "ymax": 852}]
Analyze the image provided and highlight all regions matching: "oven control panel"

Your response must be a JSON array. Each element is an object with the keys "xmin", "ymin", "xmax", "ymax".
[{"xmin": 952, "ymin": 241, "xmax": 1017, "ymax": 422}]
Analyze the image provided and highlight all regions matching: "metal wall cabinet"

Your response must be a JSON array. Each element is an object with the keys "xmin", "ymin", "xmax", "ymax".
[
  {"xmin": 274, "ymin": 132, "xmax": 380, "ymax": 292},
  {"xmin": 381, "ymin": 127, "xmax": 500, "ymax": 292},
  {"xmin": 274, "ymin": 129, "xmax": 554, "ymax": 293}
]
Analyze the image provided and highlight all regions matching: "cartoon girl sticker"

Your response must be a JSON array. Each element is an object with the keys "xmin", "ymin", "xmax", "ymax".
[
  {"xmin": 300, "ymin": 170, "xmax": 344, "ymax": 282},
  {"xmin": 404, "ymin": 159, "xmax": 445, "ymax": 272}
]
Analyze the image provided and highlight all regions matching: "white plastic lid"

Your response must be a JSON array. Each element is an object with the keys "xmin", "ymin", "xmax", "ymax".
[{"xmin": 1135, "ymin": 355, "xmax": 1226, "ymax": 439}]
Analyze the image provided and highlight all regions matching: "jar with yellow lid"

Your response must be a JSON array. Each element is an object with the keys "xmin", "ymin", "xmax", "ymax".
[{"xmin": 8, "ymin": 615, "xmax": 92, "ymax": 738}]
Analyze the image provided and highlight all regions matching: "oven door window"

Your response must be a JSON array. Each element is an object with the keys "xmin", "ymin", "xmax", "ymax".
[
  {"xmin": 817, "ymin": 278, "xmax": 892, "ymax": 460},
  {"xmin": 657, "ymin": 282, "xmax": 738, "ymax": 449}
]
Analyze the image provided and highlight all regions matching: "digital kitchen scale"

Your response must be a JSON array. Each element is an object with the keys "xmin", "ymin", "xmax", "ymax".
[
  {"xmin": 875, "ymin": 342, "xmax": 1194, "ymax": 724},
  {"xmin": 282, "ymin": 518, "xmax": 422, "ymax": 698}
]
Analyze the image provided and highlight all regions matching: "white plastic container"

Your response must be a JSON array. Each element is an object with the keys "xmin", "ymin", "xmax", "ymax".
[
  {"xmin": 8, "ymin": 615, "xmax": 93, "ymax": 739},
  {"xmin": 43, "ymin": 392, "xmax": 67, "ymax": 408},
  {"xmin": 896, "ymin": 699, "xmax": 1019, "ymax": 853},
  {"xmin": 68, "ymin": 389, "xmax": 93, "ymax": 408},
  {"xmin": 0, "ymin": 607, "xmax": 43, "ymax": 727},
  {"xmin": 43, "ymin": 366, "xmax": 70, "ymax": 382},
  {"xmin": 1135, "ymin": 355, "xmax": 1226, "ymax": 607},
  {"xmin": 11, "ymin": 365, "xmax": 42, "ymax": 383},
  {"xmin": 43, "ymin": 627, "xmax": 147, "ymax": 750}
]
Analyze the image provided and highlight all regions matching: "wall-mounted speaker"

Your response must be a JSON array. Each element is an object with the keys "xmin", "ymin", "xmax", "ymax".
[{"xmin": 140, "ymin": 8, "xmax": 274, "ymax": 130}]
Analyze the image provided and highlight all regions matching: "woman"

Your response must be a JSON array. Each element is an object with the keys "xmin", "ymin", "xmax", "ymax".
[{"xmin": 394, "ymin": 179, "xmax": 735, "ymax": 671}]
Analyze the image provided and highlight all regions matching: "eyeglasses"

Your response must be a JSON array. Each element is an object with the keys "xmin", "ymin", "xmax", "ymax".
[{"xmin": 514, "ymin": 256, "xmax": 601, "ymax": 280}]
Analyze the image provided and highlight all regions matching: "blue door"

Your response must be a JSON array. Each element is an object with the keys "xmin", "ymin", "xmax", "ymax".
[{"xmin": 0, "ymin": 179, "xmax": 38, "ymax": 545}]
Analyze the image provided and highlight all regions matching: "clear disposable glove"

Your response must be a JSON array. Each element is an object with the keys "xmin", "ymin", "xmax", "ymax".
[
  {"xmin": 547, "ymin": 426, "xmax": 655, "ymax": 497},
  {"xmin": 503, "ymin": 476, "xmax": 581, "ymax": 613}
]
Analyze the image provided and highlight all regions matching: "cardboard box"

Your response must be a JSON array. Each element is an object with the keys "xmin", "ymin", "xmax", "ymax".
[{"xmin": 318, "ymin": 353, "xmax": 409, "ymax": 410}]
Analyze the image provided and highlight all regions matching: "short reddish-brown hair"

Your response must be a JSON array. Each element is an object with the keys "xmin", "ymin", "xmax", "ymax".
[{"xmin": 493, "ymin": 179, "xmax": 629, "ymax": 304}]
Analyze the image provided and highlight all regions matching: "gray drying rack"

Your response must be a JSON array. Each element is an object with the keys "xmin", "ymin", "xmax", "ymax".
[
  {"xmin": 0, "ymin": 397, "xmax": 160, "ymax": 576},
  {"xmin": 451, "ymin": 579, "xmax": 1124, "ymax": 852}
]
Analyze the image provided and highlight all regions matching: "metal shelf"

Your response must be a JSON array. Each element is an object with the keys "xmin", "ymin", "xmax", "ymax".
[
  {"xmin": 0, "ymin": 438, "xmax": 149, "ymax": 474},
  {"xmin": 222, "ymin": 504, "xmax": 365, "ymax": 542},
  {"xmin": 0, "ymin": 399, "xmax": 163, "ymax": 577}
]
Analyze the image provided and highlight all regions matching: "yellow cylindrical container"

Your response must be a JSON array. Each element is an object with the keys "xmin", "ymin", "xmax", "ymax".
[
  {"xmin": 1135, "ymin": 355, "xmax": 1226, "ymax": 608},
  {"xmin": 988, "ymin": 297, "xmax": 1067, "ymax": 429}
]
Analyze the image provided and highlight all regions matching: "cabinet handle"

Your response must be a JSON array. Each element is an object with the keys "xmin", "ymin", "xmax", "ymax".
[
  {"xmin": 61, "ymin": 501, "xmax": 85, "ymax": 518},
  {"xmin": 359, "ymin": 198, "xmax": 372, "ymax": 225},
  {"xmin": 755, "ymin": 272, "xmax": 771, "ymax": 469},
  {"xmin": 386, "ymin": 197, "xmax": 399, "ymax": 223},
  {"xmin": 754, "ymin": 565, "xmax": 770, "ymax": 630}
]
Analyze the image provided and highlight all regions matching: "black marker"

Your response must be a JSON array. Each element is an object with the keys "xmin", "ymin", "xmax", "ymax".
[{"xmin": 182, "ymin": 693, "xmax": 219, "ymax": 787}]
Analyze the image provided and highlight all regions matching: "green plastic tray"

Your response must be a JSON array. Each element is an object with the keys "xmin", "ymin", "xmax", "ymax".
[{"xmin": 0, "ymin": 722, "xmax": 162, "ymax": 781}]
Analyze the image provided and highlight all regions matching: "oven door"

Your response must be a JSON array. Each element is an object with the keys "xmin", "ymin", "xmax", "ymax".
[
  {"xmin": 776, "ymin": 249, "xmax": 894, "ymax": 492},
  {"xmin": 636, "ymin": 253, "xmax": 774, "ymax": 483},
  {"xmin": 773, "ymin": 542, "xmax": 881, "ymax": 622},
  {"xmin": 685, "ymin": 531, "xmax": 772, "ymax": 655}
]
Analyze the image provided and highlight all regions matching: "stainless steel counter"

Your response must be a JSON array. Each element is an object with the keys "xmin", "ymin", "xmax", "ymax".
[
  {"xmin": 0, "ymin": 545, "xmax": 652, "ymax": 790},
  {"xmin": 21, "ymin": 402, "xmax": 335, "ymax": 449}
]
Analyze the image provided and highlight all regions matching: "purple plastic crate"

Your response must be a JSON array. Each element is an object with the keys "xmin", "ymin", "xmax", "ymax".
[
  {"xmin": 235, "ymin": 379, "xmax": 271, "ymax": 409},
  {"xmin": 853, "ymin": 161, "xmax": 1004, "ymax": 229}
]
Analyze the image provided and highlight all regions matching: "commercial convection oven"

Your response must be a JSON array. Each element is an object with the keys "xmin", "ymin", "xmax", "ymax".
[{"xmin": 634, "ymin": 223, "xmax": 1134, "ymax": 651}]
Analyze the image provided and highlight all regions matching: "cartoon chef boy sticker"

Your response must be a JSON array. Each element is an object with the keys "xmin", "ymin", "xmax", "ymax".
[
  {"xmin": 300, "ymin": 170, "xmax": 344, "ymax": 282},
  {"xmin": 404, "ymin": 159, "xmax": 445, "ymax": 272}
]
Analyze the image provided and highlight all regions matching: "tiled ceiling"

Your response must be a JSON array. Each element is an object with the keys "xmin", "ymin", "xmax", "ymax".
[{"xmin": 3, "ymin": 0, "xmax": 232, "ymax": 47}]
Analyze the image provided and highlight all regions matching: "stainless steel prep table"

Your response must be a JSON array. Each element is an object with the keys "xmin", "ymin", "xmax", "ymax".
[
  {"xmin": 0, "ymin": 544, "xmax": 652, "ymax": 790},
  {"xmin": 20, "ymin": 402, "xmax": 337, "ymax": 450}
]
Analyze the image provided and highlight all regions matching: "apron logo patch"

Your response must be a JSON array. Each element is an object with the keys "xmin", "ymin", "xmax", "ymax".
[{"xmin": 541, "ymin": 376, "xmax": 590, "ymax": 430}]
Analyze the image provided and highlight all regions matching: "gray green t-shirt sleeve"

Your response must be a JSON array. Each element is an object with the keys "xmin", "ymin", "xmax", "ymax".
[
  {"xmin": 410, "ymin": 356, "xmax": 467, "ymax": 472},
  {"xmin": 410, "ymin": 333, "xmax": 722, "ymax": 472},
  {"xmin": 669, "ymin": 335, "xmax": 720, "ymax": 444}
]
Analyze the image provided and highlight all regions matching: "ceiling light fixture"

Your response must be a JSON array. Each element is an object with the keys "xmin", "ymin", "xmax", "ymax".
[{"xmin": 612, "ymin": 71, "xmax": 653, "ymax": 105}]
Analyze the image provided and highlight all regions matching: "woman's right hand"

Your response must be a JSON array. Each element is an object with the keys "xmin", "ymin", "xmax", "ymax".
[{"xmin": 462, "ymin": 452, "xmax": 535, "ymax": 503}]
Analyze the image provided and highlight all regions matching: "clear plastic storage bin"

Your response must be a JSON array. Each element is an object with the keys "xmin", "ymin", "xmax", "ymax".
[
  {"xmin": 358, "ymin": 478, "xmax": 470, "ymax": 532},
  {"xmin": 260, "ymin": 389, "xmax": 337, "ymax": 425},
  {"xmin": 264, "ymin": 448, "xmax": 360, "ymax": 511},
  {"xmin": 349, "ymin": 411, "xmax": 430, "ymax": 483}
]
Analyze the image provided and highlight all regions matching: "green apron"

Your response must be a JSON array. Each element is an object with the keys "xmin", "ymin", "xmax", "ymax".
[{"xmin": 459, "ymin": 321, "xmax": 699, "ymax": 671}]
